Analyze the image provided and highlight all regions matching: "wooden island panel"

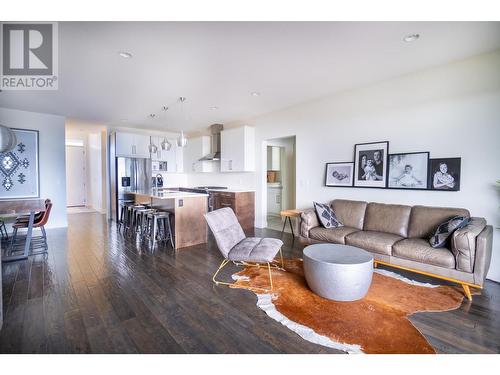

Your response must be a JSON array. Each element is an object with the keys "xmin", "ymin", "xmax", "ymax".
[{"xmin": 213, "ymin": 191, "xmax": 255, "ymax": 229}]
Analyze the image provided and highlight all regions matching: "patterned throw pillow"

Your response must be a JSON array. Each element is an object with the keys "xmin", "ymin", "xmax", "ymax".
[
  {"xmin": 429, "ymin": 216, "xmax": 470, "ymax": 248},
  {"xmin": 313, "ymin": 202, "xmax": 343, "ymax": 229}
]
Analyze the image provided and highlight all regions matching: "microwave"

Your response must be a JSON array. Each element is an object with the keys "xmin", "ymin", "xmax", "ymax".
[{"xmin": 152, "ymin": 161, "xmax": 168, "ymax": 171}]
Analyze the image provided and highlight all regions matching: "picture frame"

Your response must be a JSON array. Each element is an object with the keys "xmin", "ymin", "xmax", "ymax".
[
  {"xmin": 388, "ymin": 152, "xmax": 429, "ymax": 190},
  {"xmin": 353, "ymin": 141, "xmax": 389, "ymax": 188},
  {"xmin": 0, "ymin": 128, "xmax": 40, "ymax": 200},
  {"xmin": 428, "ymin": 157, "xmax": 461, "ymax": 191},
  {"xmin": 325, "ymin": 162, "xmax": 354, "ymax": 187}
]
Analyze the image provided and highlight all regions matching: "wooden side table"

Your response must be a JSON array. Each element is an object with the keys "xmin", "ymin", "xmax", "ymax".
[{"xmin": 280, "ymin": 209, "xmax": 302, "ymax": 238}]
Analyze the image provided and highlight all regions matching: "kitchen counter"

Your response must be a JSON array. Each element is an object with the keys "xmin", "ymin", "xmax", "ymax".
[
  {"xmin": 159, "ymin": 187, "xmax": 255, "ymax": 193},
  {"xmin": 131, "ymin": 190, "xmax": 208, "ymax": 250},
  {"xmin": 132, "ymin": 189, "xmax": 208, "ymax": 199}
]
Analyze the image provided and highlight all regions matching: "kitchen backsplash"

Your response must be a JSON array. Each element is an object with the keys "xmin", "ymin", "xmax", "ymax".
[{"xmin": 186, "ymin": 171, "xmax": 256, "ymax": 189}]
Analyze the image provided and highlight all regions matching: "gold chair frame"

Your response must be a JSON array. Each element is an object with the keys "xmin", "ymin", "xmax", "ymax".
[{"xmin": 212, "ymin": 247, "xmax": 284, "ymax": 293}]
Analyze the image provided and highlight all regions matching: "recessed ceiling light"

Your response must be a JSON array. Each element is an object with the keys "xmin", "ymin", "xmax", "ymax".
[
  {"xmin": 210, "ymin": 106, "xmax": 219, "ymax": 110},
  {"xmin": 162, "ymin": 106, "xmax": 169, "ymax": 111},
  {"xmin": 118, "ymin": 51, "xmax": 133, "ymax": 58},
  {"xmin": 149, "ymin": 114, "xmax": 157, "ymax": 119},
  {"xmin": 403, "ymin": 34, "xmax": 420, "ymax": 43},
  {"xmin": 251, "ymin": 92, "xmax": 261, "ymax": 97}
]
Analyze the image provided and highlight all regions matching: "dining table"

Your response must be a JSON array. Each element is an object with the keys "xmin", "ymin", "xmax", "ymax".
[{"xmin": 0, "ymin": 198, "xmax": 46, "ymax": 263}]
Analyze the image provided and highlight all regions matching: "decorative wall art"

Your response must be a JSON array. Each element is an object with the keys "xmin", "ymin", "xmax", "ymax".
[
  {"xmin": 388, "ymin": 152, "xmax": 429, "ymax": 190},
  {"xmin": 0, "ymin": 129, "xmax": 39, "ymax": 199},
  {"xmin": 353, "ymin": 141, "xmax": 389, "ymax": 188},
  {"xmin": 325, "ymin": 162, "xmax": 354, "ymax": 187},
  {"xmin": 325, "ymin": 140, "xmax": 460, "ymax": 192},
  {"xmin": 429, "ymin": 158, "xmax": 461, "ymax": 191}
]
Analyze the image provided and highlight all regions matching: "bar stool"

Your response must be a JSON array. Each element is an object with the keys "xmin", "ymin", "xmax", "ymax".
[
  {"xmin": 135, "ymin": 207, "xmax": 156, "ymax": 234},
  {"xmin": 117, "ymin": 200, "xmax": 135, "ymax": 231},
  {"xmin": 146, "ymin": 211, "xmax": 175, "ymax": 249},
  {"xmin": 125, "ymin": 204, "xmax": 145, "ymax": 234}
]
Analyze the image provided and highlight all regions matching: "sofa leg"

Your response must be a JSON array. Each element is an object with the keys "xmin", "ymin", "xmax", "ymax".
[{"xmin": 462, "ymin": 284, "xmax": 472, "ymax": 301}]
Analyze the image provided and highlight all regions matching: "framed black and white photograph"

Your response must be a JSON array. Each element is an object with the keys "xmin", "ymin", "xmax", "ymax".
[
  {"xmin": 0, "ymin": 129, "xmax": 40, "ymax": 199},
  {"xmin": 353, "ymin": 141, "xmax": 389, "ymax": 188},
  {"xmin": 429, "ymin": 158, "xmax": 461, "ymax": 191},
  {"xmin": 388, "ymin": 152, "xmax": 429, "ymax": 190},
  {"xmin": 325, "ymin": 162, "xmax": 354, "ymax": 187}
]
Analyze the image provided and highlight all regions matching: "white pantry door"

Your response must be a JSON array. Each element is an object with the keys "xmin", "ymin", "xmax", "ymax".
[{"xmin": 65, "ymin": 145, "xmax": 87, "ymax": 207}]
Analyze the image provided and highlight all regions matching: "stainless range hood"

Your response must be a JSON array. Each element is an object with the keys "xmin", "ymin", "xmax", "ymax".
[{"xmin": 199, "ymin": 124, "xmax": 224, "ymax": 161}]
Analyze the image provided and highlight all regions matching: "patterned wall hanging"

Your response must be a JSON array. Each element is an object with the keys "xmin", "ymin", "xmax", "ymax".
[{"xmin": 0, "ymin": 129, "xmax": 39, "ymax": 199}]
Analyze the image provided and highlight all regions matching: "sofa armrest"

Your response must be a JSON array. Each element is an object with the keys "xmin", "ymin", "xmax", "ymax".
[
  {"xmin": 473, "ymin": 225, "xmax": 493, "ymax": 287},
  {"xmin": 451, "ymin": 217, "xmax": 486, "ymax": 273},
  {"xmin": 300, "ymin": 208, "xmax": 319, "ymax": 238}
]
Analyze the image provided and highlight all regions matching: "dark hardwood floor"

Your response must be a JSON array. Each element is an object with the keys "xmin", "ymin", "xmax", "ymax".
[{"xmin": 1, "ymin": 212, "xmax": 499, "ymax": 354}]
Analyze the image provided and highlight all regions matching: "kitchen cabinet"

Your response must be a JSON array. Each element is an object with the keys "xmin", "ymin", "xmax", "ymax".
[
  {"xmin": 183, "ymin": 136, "xmax": 215, "ymax": 173},
  {"xmin": 220, "ymin": 126, "xmax": 255, "ymax": 172},
  {"xmin": 267, "ymin": 185, "xmax": 282, "ymax": 215},
  {"xmin": 267, "ymin": 146, "xmax": 281, "ymax": 171},
  {"xmin": 213, "ymin": 191, "xmax": 255, "ymax": 229},
  {"xmin": 115, "ymin": 132, "xmax": 150, "ymax": 158}
]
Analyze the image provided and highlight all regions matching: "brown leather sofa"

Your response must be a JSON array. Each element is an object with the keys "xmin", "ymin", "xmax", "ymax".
[{"xmin": 300, "ymin": 199, "xmax": 493, "ymax": 300}]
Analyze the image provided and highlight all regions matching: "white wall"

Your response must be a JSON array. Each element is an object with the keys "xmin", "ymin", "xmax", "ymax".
[
  {"xmin": 0, "ymin": 107, "xmax": 67, "ymax": 228},
  {"xmin": 228, "ymin": 50, "xmax": 500, "ymax": 281}
]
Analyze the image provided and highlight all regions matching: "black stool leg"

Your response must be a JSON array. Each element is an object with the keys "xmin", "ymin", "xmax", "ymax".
[
  {"xmin": 288, "ymin": 217, "xmax": 295, "ymax": 237},
  {"xmin": 280, "ymin": 217, "xmax": 287, "ymax": 238}
]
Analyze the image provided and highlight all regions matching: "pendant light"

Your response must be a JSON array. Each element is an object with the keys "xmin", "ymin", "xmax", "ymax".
[
  {"xmin": 148, "ymin": 138, "xmax": 158, "ymax": 153},
  {"xmin": 176, "ymin": 97, "xmax": 188, "ymax": 148},
  {"xmin": 177, "ymin": 131, "xmax": 187, "ymax": 148},
  {"xmin": 0, "ymin": 125, "xmax": 17, "ymax": 153},
  {"xmin": 161, "ymin": 137, "xmax": 172, "ymax": 151}
]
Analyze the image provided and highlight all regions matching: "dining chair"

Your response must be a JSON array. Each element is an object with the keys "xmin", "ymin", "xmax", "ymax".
[
  {"xmin": 10, "ymin": 201, "xmax": 53, "ymax": 255},
  {"xmin": 204, "ymin": 207, "xmax": 284, "ymax": 293}
]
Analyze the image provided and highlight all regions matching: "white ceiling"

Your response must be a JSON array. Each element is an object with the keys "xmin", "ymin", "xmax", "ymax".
[{"xmin": 1, "ymin": 21, "xmax": 500, "ymax": 132}]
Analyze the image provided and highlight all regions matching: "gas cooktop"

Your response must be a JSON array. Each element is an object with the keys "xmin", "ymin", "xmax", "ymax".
[{"xmin": 194, "ymin": 186, "xmax": 228, "ymax": 190}]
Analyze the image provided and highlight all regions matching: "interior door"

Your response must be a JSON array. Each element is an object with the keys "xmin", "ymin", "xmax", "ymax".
[{"xmin": 66, "ymin": 145, "xmax": 87, "ymax": 207}]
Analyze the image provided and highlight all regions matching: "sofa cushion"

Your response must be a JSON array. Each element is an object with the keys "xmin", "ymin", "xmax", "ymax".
[
  {"xmin": 393, "ymin": 238, "xmax": 455, "ymax": 269},
  {"xmin": 451, "ymin": 217, "xmax": 487, "ymax": 273},
  {"xmin": 228, "ymin": 237, "xmax": 283, "ymax": 263},
  {"xmin": 309, "ymin": 226, "xmax": 360, "ymax": 244},
  {"xmin": 408, "ymin": 205, "xmax": 470, "ymax": 239},
  {"xmin": 363, "ymin": 202, "xmax": 412, "ymax": 237},
  {"xmin": 429, "ymin": 216, "xmax": 470, "ymax": 248},
  {"xmin": 331, "ymin": 200, "xmax": 367, "ymax": 230},
  {"xmin": 314, "ymin": 202, "xmax": 343, "ymax": 229},
  {"xmin": 345, "ymin": 230, "xmax": 403, "ymax": 256}
]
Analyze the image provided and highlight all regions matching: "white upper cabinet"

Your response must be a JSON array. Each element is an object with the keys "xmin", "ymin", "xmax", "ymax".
[
  {"xmin": 220, "ymin": 126, "xmax": 255, "ymax": 172},
  {"xmin": 115, "ymin": 132, "xmax": 150, "ymax": 158},
  {"xmin": 183, "ymin": 136, "xmax": 215, "ymax": 173}
]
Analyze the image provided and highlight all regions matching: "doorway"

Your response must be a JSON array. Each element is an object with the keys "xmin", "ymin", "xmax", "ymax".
[
  {"xmin": 65, "ymin": 143, "xmax": 87, "ymax": 207},
  {"xmin": 265, "ymin": 136, "xmax": 296, "ymax": 232},
  {"xmin": 65, "ymin": 120, "xmax": 108, "ymax": 215}
]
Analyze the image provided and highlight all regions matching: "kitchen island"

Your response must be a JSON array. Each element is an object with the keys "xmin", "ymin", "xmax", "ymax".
[{"xmin": 132, "ymin": 190, "xmax": 208, "ymax": 250}]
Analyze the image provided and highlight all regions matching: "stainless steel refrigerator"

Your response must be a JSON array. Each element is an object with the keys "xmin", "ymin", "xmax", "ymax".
[{"xmin": 113, "ymin": 157, "xmax": 151, "ymax": 220}]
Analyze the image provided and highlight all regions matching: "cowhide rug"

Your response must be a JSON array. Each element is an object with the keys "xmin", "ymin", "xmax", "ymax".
[{"xmin": 231, "ymin": 259, "xmax": 475, "ymax": 354}]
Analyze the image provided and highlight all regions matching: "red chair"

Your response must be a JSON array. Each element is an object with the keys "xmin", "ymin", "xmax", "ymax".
[
  {"xmin": 10, "ymin": 201, "xmax": 53, "ymax": 255},
  {"xmin": 14, "ymin": 199, "xmax": 51, "ymax": 224}
]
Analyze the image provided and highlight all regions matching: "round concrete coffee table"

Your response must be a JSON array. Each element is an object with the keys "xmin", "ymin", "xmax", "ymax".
[{"xmin": 303, "ymin": 243, "xmax": 374, "ymax": 302}]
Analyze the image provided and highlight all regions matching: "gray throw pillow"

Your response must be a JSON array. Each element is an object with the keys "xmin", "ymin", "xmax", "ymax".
[
  {"xmin": 429, "ymin": 216, "xmax": 470, "ymax": 248},
  {"xmin": 313, "ymin": 202, "xmax": 343, "ymax": 229}
]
